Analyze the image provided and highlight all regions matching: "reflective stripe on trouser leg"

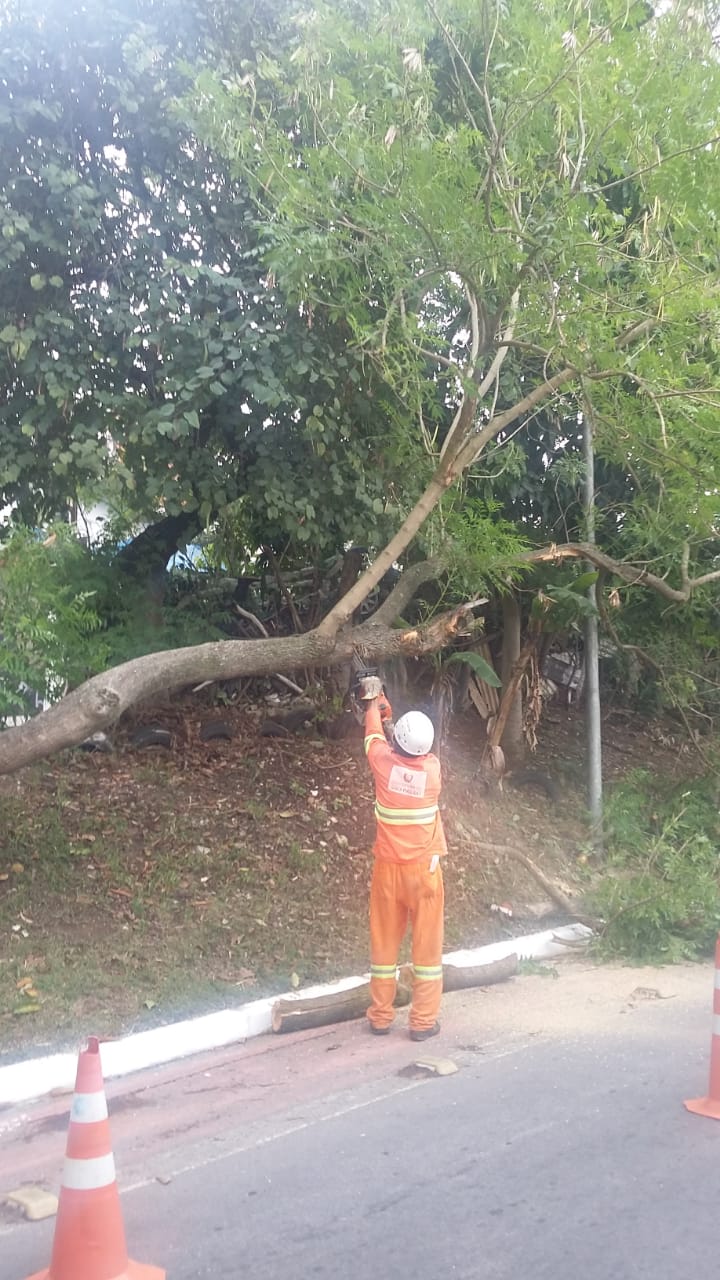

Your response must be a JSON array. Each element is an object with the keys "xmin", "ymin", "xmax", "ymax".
[
  {"xmin": 368, "ymin": 861, "xmax": 409, "ymax": 1029},
  {"xmin": 408, "ymin": 861, "xmax": 444, "ymax": 1032}
]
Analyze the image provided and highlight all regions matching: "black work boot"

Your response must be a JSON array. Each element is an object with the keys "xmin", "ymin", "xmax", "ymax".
[{"xmin": 409, "ymin": 1022, "xmax": 441, "ymax": 1042}]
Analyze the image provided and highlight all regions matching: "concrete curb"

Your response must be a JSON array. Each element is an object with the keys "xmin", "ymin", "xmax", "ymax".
[{"xmin": 0, "ymin": 923, "xmax": 592, "ymax": 1105}]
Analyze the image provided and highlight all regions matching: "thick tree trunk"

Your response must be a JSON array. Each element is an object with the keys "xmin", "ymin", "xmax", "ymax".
[
  {"xmin": 500, "ymin": 593, "xmax": 524, "ymax": 764},
  {"xmin": 114, "ymin": 512, "xmax": 203, "ymax": 627},
  {"xmin": 0, "ymin": 602, "xmax": 476, "ymax": 776},
  {"xmin": 116, "ymin": 512, "xmax": 201, "ymax": 578}
]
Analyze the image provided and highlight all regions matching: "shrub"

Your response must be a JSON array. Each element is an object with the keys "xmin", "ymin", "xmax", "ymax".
[
  {"xmin": 590, "ymin": 770, "xmax": 720, "ymax": 963},
  {"xmin": 0, "ymin": 525, "xmax": 106, "ymax": 721}
]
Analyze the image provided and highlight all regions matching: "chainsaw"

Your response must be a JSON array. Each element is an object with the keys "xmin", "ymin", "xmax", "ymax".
[{"xmin": 349, "ymin": 666, "xmax": 394, "ymax": 739}]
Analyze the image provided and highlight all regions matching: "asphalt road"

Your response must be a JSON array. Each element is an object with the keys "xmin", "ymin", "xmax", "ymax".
[{"xmin": 3, "ymin": 959, "xmax": 720, "ymax": 1280}]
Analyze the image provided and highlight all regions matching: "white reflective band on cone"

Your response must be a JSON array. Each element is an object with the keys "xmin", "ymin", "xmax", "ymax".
[
  {"xmin": 714, "ymin": 971, "xmax": 720, "ymax": 990},
  {"xmin": 712, "ymin": 1014, "xmax": 720, "ymax": 1036},
  {"xmin": 70, "ymin": 1092, "xmax": 109, "ymax": 1123},
  {"xmin": 62, "ymin": 1152, "xmax": 116, "ymax": 1191}
]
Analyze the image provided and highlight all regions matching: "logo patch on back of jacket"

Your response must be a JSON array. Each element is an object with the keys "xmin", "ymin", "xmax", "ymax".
[{"xmin": 388, "ymin": 765, "xmax": 428, "ymax": 798}]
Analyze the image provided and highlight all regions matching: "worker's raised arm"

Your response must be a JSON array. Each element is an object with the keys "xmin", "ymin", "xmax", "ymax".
[{"xmin": 363, "ymin": 699, "xmax": 389, "ymax": 762}]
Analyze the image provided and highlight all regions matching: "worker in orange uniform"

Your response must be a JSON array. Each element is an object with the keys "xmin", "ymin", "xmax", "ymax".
[{"xmin": 358, "ymin": 675, "xmax": 446, "ymax": 1042}]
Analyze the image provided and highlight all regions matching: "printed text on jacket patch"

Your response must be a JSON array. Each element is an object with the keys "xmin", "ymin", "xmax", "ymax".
[{"xmin": 388, "ymin": 765, "xmax": 428, "ymax": 798}]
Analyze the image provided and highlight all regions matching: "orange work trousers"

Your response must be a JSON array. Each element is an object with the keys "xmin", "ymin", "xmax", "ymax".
[{"xmin": 368, "ymin": 857, "xmax": 444, "ymax": 1033}]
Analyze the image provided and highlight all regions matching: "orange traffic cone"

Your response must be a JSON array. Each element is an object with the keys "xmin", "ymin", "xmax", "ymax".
[
  {"xmin": 685, "ymin": 935, "xmax": 720, "ymax": 1120},
  {"xmin": 25, "ymin": 1036, "xmax": 164, "ymax": 1280}
]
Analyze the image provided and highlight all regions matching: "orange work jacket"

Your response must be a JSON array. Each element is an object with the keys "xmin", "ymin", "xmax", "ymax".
[{"xmin": 364, "ymin": 702, "xmax": 447, "ymax": 864}]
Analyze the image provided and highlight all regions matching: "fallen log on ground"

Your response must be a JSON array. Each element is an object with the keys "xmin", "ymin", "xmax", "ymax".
[
  {"xmin": 439, "ymin": 953, "xmax": 518, "ymax": 991},
  {"xmin": 272, "ymin": 954, "xmax": 517, "ymax": 1034},
  {"xmin": 272, "ymin": 980, "xmax": 412, "ymax": 1033},
  {"xmin": 399, "ymin": 954, "xmax": 518, "ymax": 992}
]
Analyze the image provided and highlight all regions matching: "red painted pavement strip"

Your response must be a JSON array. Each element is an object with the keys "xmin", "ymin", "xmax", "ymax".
[{"xmin": 1, "ymin": 1007, "xmax": 478, "ymax": 1195}]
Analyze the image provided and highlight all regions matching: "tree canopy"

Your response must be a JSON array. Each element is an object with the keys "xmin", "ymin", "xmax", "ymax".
[
  {"xmin": 190, "ymin": 0, "xmax": 720, "ymax": 608},
  {"xmin": 0, "ymin": 0, "xmax": 402, "ymax": 559}
]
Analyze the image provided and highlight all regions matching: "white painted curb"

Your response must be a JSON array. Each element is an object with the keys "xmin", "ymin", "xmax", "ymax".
[{"xmin": 0, "ymin": 923, "xmax": 591, "ymax": 1106}]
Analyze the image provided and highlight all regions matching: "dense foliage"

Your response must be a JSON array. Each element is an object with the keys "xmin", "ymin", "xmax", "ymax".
[
  {"xmin": 0, "ymin": 0, "xmax": 403, "ymax": 559},
  {"xmin": 0, "ymin": 526, "xmax": 104, "ymax": 718},
  {"xmin": 191, "ymin": 0, "xmax": 720, "ymax": 578},
  {"xmin": 592, "ymin": 771, "xmax": 720, "ymax": 962}
]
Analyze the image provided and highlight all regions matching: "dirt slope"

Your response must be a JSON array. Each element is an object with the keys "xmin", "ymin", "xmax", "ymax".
[{"xmin": 0, "ymin": 699, "xmax": 692, "ymax": 1061}]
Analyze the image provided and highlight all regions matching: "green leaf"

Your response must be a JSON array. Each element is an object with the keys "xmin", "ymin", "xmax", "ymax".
[
  {"xmin": 570, "ymin": 572, "xmax": 600, "ymax": 594},
  {"xmin": 29, "ymin": 273, "xmax": 46, "ymax": 291},
  {"xmin": 444, "ymin": 652, "xmax": 502, "ymax": 687}
]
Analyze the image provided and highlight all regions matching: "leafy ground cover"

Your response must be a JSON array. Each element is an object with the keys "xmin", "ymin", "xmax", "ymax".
[{"xmin": 0, "ymin": 700, "xmax": 698, "ymax": 1062}]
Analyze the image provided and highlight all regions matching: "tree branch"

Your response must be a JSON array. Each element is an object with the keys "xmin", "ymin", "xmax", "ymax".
[
  {"xmin": 453, "ymin": 365, "xmax": 577, "ymax": 472},
  {"xmin": 519, "ymin": 542, "xmax": 720, "ymax": 603},
  {"xmin": 437, "ymin": 281, "xmax": 483, "ymax": 465},
  {"xmin": 317, "ymin": 301, "xmax": 660, "ymax": 637},
  {"xmin": 452, "ymin": 817, "xmax": 593, "ymax": 924},
  {"xmin": 370, "ymin": 556, "xmax": 447, "ymax": 625},
  {"xmin": 594, "ymin": 133, "xmax": 720, "ymax": 194},
  {"xmin": 316, "ymin": 435, "xmax": 477, "ymax": 636},
  {"xmin": 0, "ymin": 602, "xmax": 478, "ymax": 777},
  {"xmin": 440, "ymin": 287, "xmax": 520, "ymax": 464}
]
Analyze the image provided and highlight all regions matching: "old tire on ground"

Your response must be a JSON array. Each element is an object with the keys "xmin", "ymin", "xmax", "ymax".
[
  {"xmin": 130, "ymin": 726, "xmax": 172, "ymax": 750},
  {"xmin": 199, "ymin": 720, "xmax": 234, "ymax": 743}
]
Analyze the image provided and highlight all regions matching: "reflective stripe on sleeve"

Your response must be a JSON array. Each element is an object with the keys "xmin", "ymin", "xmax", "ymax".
[
  {"xmin": 412, "ymin": 965, "xmax": 443, "ymax": 982},
  {"xmin": 364, "ymin": 733, "xmax": 386, "ymax": 755},
  {"xmin": 70, "ymin": 1092, "xmax": 109, "ymax": 1124},
  {"xmin": 62, "ymin": 1152, "xmax": 116, "ymax": 1191},
  {"xmin": 375, "ymin": 801, "xmax": 439, "ymax": 825}
]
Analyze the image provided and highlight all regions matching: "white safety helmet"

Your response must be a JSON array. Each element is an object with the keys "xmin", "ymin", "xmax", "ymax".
[{"xmin": 393, "ymin": 710, "xmax": 434, "ymax": 757}]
